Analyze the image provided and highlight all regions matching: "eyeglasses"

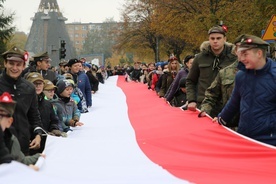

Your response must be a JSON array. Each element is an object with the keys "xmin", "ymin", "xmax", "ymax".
[
  {"xmin": 33, "ymin": 82, "xmax": 44, "ymax": 86},
  {"xmin": 44, "ymin": 89, "xmax": 55, "ymax": 93},
  {"xmin": 0, "ymin": 114, "xmax": 11, "ymax": 118}
]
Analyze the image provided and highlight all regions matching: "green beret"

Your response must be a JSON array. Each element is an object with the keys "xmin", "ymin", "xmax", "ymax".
[
  {"xmin": 238, "ymin": 35, "xmax": 269, "ymax": 52},
  {"xmin": 1, "ymin": 46, "xmax": 27, "ymax": 62}
]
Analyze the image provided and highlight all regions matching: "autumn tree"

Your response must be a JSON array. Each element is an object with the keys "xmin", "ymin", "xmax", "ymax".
[
  {"xmin": 82, "ymin": 18, "xmax": 119, "ymax": 60},
  {"xmin": 118, "ymin": 0, "xmax": 275, "ymax": 60},
  {"xmin": 115, "ymin": 0, "xmax": 163, "ymax": 62}
]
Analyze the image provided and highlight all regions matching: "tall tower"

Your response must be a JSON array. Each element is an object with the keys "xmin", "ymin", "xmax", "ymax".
[{"xmin": 25, "ymin": 0, "xmax": 76, "ymax": 66}]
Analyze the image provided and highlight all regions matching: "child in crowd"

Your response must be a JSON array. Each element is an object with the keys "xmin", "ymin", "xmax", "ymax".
[
  {"xmin": 52, "ymin": 79, "xmax": 84, "ymax": 132},
  {"xmin": 0, "ymin": 92, "xmax": 44, "ymax": 170},
  {"xmin": 26, "ymin": 72, "xmax": 63, "ymax": 153}
]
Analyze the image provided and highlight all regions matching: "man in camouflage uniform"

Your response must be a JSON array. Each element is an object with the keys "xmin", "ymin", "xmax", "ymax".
[
  {"xmin": 199, "ymin": 34, "xmax": 247, "ymax": 128},
  {"xmin": 186, "ymin": 26, "xmax": 237, "ymax": 116}
]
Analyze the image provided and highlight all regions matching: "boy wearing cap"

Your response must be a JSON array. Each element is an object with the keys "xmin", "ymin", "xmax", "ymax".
[
  {"xmin": 26, "ymin": 72, "xmax": 62, "ymax": 153},
  {"xmin": 52, "ymin": 79, "xmax": 83, "ymax": 132},
  {"xmin": 186, "ymin": 26, "xmax": 237, "ymax": 116},
  {"xmin": 0, "ymin": 46, "xmax": 44, "ymax": 156},
  {"xmin": 26, "ymin": 73, "xmax": 62, "ymax": 136},
  {"xmin": 43, "ymin": 79, "xmax": 58, "ymax": 100},
  {"xmin": 0, "ymin": 92, "xmax": 44, "ymax": 168},
  {"xmin": 217, "ymin": 35, "xmax": 276, "ymax": 146}
]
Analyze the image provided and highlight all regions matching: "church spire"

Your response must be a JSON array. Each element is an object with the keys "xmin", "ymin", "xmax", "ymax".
[{"xmin": 38, "ymin": 0, "xmax": 60, "ymax": 14}]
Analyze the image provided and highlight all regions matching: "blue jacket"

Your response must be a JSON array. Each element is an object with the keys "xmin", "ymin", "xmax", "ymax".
[
  {"xmin": 50, "ymin": 95, "xmax": 80, "ymax": 132},
  {"xmin": 165, "ymin": 67, "xmax": 189, "ymax": 102},
  {"xmin": 71, "ymin": 71, "xmax": 92, "ymax": 107},
  {"xmin": 218, "ymin": 58, "xmax": 276, "ymax": 145}
]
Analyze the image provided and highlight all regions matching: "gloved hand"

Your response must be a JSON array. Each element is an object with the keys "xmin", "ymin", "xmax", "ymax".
[
  {"xmin": 51, "ymin": 129, "xmax": 62, "ymax": 137},
  {"xmin": 68, "ymin": 119, "xmax": 75, "ymax": 127},
  {"xmin": 68, "ymin": 119, "xmax": 80, "ymax": 127}
]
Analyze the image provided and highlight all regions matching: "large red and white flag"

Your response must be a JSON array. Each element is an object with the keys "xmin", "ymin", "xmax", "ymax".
[{"xmin": 1, "ymin": 76, "xmax": 276, "ymax": 183}]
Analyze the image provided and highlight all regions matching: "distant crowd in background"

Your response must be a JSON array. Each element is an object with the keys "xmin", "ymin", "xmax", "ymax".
[
  {"xmin": 115, "ymin": 26, "xmax": 276, "ymax": 148},
  {"xmin": 1, "ymin": 25, "xmax": 276, "ymax": 170}
]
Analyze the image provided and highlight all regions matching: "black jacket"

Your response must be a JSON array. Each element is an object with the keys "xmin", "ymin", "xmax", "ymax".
[
  {"xmin": 0, "ymin": 128, "xmax": 12, "ymax": 164},
  {"xmin": 86, "ymin": 71, "xmax": 99, "ymax": 92},
  {"xmin": 0, "ymin": 70, "xmax": 43, "ymax": 155},
  {"xmin": 38, "ymin": 93, "xmax": 59, "ymax": 132}
]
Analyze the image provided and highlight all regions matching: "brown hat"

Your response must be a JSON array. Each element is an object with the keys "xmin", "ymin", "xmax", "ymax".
[
  {"xmin": 26, "ymin": 72, "xmax": 45, "ymax": 84},
  {"xmin": 44, "ymin": 79, "xmax": 57, "ymax": 90},
  {"xmin": 33, "ymin": 52, "xmax": 51, "ymax": 62},
  {"xmin": 237, "ymin": 35, "xmax": 269, "ymax": 52},
  {"xmin": 59, "ymin": 59, "xmax": 68, "ymax": 66},
  {"xmin": 2, "ymin": 46, "xmax": 28, "ymax": 62},
  {"xmin": 0, "ymin": 92, "xmax": 16, "ymax": 117},
  {"xmin": 208, "ymin": 26, "xmax": 226, "ymax": 36},
  {"xmin": 63, "ymin": 73, "xmax": 73, "ymax": 80}
]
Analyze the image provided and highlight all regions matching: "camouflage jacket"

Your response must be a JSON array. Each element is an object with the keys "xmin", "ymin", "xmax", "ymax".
[{"xmin": 201, "ymin": 60, "xmax": 239, "ymax": 117}]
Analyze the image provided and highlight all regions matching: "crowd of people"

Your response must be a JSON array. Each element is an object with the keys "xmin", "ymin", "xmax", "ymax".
[
  {"xmin": 0, "ymin": 46, "xmax": 108, "ymax": 169},
  {"xmin": 123, "ymin": 26, "xmax": 276, "ymax": 147},
  {"xmin": 1, "ymin": 25, "xmax": 276, "ymax": 170}
]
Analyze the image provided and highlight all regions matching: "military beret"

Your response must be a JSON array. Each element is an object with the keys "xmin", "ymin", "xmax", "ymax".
[
  {"xmin": 208, "ymin": 26, "xmax": 226, "ymax": 36},
  {"xmin": 33, "ymin": 52, "xmax": 51, "ymax": 62},
  {"xmin": 25, "ymin": 72, "xmax": 45, "ymax": 84},
  {"xmin": 0, "ymin": 92, "xmax": 16, "ymax": 117},
  {"xmin": 238, "ymin": 35, "xmax": 269, "ymax": 52},
  {"xmin": 66, "ymin": 58, "xmax": 81, "ymax": 67},
  {"xmin": 1, "ymin": 46, "xmax": 28, "ymax": 62}
]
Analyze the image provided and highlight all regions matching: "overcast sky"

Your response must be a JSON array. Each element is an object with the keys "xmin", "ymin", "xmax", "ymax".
[{"xmin": 4, "ymin": 0, "xmax": 126, "ymax": 33}]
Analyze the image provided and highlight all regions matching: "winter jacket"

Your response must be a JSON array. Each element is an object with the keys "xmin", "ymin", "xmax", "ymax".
[
  {"xmin": 51, "ymin": 96, "xmax": 81, "ymax": 132},
  {"xmin": 22, "ymin": 65, "xmax": 57, "ymax": 84},
  {"xmin": 4, "ymin": 129, "xmax": 40, "ymax": 165},
  {"xmin": 0, "ymin": 70, "xmax": 43, "ymax": 155},
  {"xmin": 37, "ymin": 93, "xmax": 59, "ymax": 132},
  {"xmin": 218, "ymin": 58, "xmax": 276, "ymax": 146},
  {"xmin": 186, "ymin": 41, "xmax": 237, "ymax": 107},
  {"xmin": 159, "ymin": 70, "xmax": 177, "ymax": 97},
  {"xmin": 130, "ymin": 68, "xmax": 142, "ymax": 81},
  {"xmin": 71, "ymin": 71, "xmax": 92, "ymax": 107},
  {"xmin": 165, "ymin": 67, "xmax": 189, "ymax": 102},
  {"xmin": 0, "ymin": 128, "xmax": 12, "ymax": 164},
  {"xmin": 86, "ymin": 70, "xmax": 99, "ymax": 92},
  {"xmin": 201, "ymin": 60, "xmax": 240, "ymax": 121}
]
